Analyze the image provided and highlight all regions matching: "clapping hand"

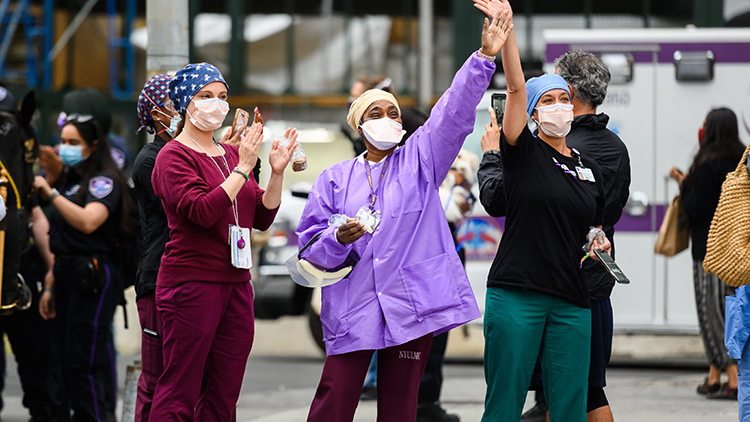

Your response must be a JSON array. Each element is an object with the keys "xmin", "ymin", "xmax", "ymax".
[
  {"xmin": 268, "ymin": 128, "xmax": 299, "ymax": 175},
  {"xmin": 38, "ymin": 145, "xmax": 63, "ymax": 184},
  {"xmin": 236, "ymin": 122, "xmax": 263, "ymax": 174}
]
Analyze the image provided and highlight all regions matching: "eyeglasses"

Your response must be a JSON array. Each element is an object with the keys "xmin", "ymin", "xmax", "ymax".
[{"xmin": 65, "ymin": 114, "xmax": 94, "ymax": 123}]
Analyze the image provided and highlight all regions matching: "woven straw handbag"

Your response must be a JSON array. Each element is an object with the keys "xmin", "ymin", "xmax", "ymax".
[{"xmin": 703, "ymin": 144, "xmax": 750, "ymax": 287}]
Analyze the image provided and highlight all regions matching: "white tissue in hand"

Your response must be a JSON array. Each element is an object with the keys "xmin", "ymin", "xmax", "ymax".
[{"xmin": 329, "ymin": 214, "xmax": 350, "ymax": 227}]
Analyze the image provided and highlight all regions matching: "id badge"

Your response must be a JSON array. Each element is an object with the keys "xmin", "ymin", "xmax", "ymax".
[
  {"xmin": 576, "ymin": 167, "xmax": 596, "ymax": 182},
  {"xmin": 355, "ymin": 204, "xmax": 382, "ymax": 233},
  {"xmin": 576, "ymin": 166, "xmax": 589, "ymax": 180},
  {"xmin": 228, "ymin": 225, "xmax": 252, "ymax": 269}
]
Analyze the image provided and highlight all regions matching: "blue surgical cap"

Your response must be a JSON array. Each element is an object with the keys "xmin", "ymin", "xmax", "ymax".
[
  {"xmin": 525, "ymin": 74, "xmax": 570, "ymax": 117},
  {"xmin": 168, "ymin": 62, "xmax": 228, "ymax": 115}
]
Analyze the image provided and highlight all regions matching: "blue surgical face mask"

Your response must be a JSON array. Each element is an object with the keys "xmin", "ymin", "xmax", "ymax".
[
  {"xmin": 59, "ymin": 144, "xmax": 88, "ymax": 167},
  {"xmin": 165, "ymin": 114, "xmax": 180, "ymax": 137}
]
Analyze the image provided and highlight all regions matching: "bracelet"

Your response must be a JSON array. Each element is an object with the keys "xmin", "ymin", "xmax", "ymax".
[
  {"xmin": 48, "ymin": 188, "xmax": 60, "ymax": 202},
  {"xmin": 43, "ymin": 287, "xmax": 53, "ymax": 293},
  {"xmin": 477, "ymin": 49, "xmax": 496, "ymax": 62},
  {"xmin": 232, "ymin": 167, "xmax": 249, "ymax": 182}
]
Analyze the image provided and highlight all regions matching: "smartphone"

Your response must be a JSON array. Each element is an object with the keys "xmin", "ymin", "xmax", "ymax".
[
  {"xmin": 592, "ymin": 249, "xmax": 631, "ymax": 284},
  {"xmin": 491, "ymin": 93, "xmax": 506, "ymax": 125},
  {"xmin": 231, "ymin": 108, "xmax": 249, "ymax": 137}
]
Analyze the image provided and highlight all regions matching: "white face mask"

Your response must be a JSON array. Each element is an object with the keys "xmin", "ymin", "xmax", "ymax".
[
  {"xmin": 535, "ymin": 103, "xmax": 574, "ymax": 138},
  {"xmin": 188, "ymin": 98, "xmax": 229, "ymax": 132},
  {"xmin": 360, "ymin": 118, "xmax": 406, "ymax": 151}
]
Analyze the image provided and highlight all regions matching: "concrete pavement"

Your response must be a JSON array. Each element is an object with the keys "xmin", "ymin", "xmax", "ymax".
[{"xmin": 0, "ymin": 316, "xmax": 739, "ymax": 421}]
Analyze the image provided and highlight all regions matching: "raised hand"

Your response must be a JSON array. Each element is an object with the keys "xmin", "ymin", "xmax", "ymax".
[
  {"xmin": 480, "ymin": 8, "xmax": 513, "ymax": 57},
  {"xmin": 268, "ymin": 128, "xmax": 299, "ymax": 175},
  {"xmin": 473, "ymin": 0, "xmax": 512, "ymax": 20}
]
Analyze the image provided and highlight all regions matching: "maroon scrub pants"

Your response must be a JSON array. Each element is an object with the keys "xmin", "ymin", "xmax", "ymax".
[
  {"xmin": 307, "ymin": 333, "xmax": 433, "ymax": 422},
  {"xmin": 150, "ymin": 281, "xmax": 254, "ymax": 422},
  {"xmin": 135, "ymin": 292, "xmax": 163, "ymax": 422}
]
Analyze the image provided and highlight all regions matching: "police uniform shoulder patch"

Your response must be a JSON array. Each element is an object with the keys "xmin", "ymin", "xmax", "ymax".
[{"xmin": 89, "ymin": 176, "xmax": 114, "ymax": 199}]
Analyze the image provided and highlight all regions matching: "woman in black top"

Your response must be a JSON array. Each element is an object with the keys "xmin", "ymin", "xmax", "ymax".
[
  {"xmin": 33, "ymin": 115, "xmax": 131, "ymax": 421},
  {"xmin": 473, "ymin": 1, "xmax": 609, "ymax": 421},
  {"xmin": 670, "ymin": 107, "xmax": 746, "ymax": 400}
]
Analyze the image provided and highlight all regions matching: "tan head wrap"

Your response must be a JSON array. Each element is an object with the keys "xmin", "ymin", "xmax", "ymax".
[{"xmin": 346, "ymin": 89, "xmax": 401, "ymax": 131}]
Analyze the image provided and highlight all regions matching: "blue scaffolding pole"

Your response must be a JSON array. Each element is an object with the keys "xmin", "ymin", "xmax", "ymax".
[
  {"xmin": 0, "ymin": 0, "xmax": 54, "ymax": 88},
  {"xmin": 107, "ymin": 0, "xmax": 135, "ymax": 100}
]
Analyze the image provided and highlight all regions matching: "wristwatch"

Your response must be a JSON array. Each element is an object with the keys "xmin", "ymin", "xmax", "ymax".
[{"xmin": 48, "ymin": 188, "xmax": 60, "ymax": 202}]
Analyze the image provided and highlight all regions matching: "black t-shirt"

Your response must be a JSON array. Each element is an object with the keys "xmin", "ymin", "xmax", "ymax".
[
  {"xmin": 681, "ymin": 157, "xmax": 740, "ymax": 261},
  {"xmin": 132, "ymin": 136, "xmax": 169, "ymax": 299},
  {"xmin": 487, "ymin": 126, "xmax": 604, "ymax": 308},
  {"xmin": 48, "ymin": 168, "xmax": 122, "ymax": 257}
]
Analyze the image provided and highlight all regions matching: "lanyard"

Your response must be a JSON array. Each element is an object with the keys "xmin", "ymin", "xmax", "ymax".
[
  {"xmin": 364, "ymin": 155, "xmax": 391, "ymax": 211},
  {"xmin": 185, "ymin": 132, "xmax": 240, "ymax": 227},
  {"xmin": 552, "ymin": 148, "xmax": 585, "ymax": 178}
]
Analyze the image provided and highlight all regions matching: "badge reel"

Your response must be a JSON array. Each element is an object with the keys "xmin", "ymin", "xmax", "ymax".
[
  {"xmin": 228, "ymin": 224, "xmax": 252, "ymax": 269},
  {"xmin": 286, "ymin": 233, "xmax": 353, "ymax": 288}
]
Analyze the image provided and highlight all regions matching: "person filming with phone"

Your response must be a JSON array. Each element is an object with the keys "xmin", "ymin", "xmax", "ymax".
[{"xmin": 472, "ymin": 1, "xmax": 610, "ymax": 421}]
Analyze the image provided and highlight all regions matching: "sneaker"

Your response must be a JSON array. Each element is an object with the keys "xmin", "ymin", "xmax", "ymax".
[
  {"xmin": 696, "ymin": 377, "xmax": 721, "ymax": 395},
  {"xmin": 360, "ymin": 385, "xmax": 377, "ymax": 401},
  {"xmin": 706, "ymin": 383, "xmax": 738, "ymax": 400},
  {"xmin": 416, "ymin": 402, "xmax": 460, "ymax": 422},
  {"xmin": 521, "ymin": 402, "xmax": 548, "ymax": 422}
]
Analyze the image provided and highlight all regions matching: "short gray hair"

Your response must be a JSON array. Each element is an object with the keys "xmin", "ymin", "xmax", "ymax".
[{"xmin": 554, "ymin": 50, "xmax": 611, "ymax": 108}]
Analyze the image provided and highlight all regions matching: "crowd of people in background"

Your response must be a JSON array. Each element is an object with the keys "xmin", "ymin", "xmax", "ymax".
[{"xmin": 0, "ymin": 0, "xmax": 748, "ymax": 421}]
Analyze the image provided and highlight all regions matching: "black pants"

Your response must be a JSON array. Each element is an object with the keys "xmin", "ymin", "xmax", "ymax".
[
  {"xmin": 418, "ymin": 332, "xmax": 449, "ymax": 404},
  {"xmin": 416, "ymin": 223, "xmax": 465, "ymax": 405},
  {"xmin": 0, "ymin": 257, "xmax": 64, "ymax": 417},
  {"xmin": 53, "ymin": 260, "xmax": 119, "ymax": 422}
]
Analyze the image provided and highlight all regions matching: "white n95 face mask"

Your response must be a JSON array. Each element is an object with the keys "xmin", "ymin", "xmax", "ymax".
[
  {"xmin": 360, "ymin": 118, "xmax": 406, "ymax": 151},
  {"xmin": 536, "ymin": 103, "xmax": 574, "ymax": 138}
]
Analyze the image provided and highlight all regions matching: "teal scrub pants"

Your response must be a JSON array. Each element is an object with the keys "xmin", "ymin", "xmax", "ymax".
[{"xmin": 482, "ymin": 287, "xmax": 591, "ymax": 422}]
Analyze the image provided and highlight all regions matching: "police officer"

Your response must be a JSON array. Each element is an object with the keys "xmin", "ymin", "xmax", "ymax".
[
  {"xmin": 33, "ymin": 115, "xmax": 130, "ymax": 422},
  {"xmin": 0, "ymin": 86, "xmax": 66, "ymax": 422}
]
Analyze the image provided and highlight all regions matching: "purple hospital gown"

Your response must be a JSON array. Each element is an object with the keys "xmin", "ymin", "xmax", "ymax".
[{"xmin": 297, "ymin": 53, "xmax": 493, "ymax": 356}]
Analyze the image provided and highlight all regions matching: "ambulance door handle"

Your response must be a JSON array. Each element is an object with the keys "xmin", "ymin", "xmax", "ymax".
[{"xmin": 624, "ymin": 191, "xmax": 649, "ymax": 217}]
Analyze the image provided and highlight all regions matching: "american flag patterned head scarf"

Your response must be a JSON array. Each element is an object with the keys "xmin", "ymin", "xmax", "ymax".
[
  {"xmin": 168, "ymin": 63, "xmax": 228, "ymax": 116},
  {"xmin": 136, "ymin": 74, "xmax": 174, "ymax": 134}
]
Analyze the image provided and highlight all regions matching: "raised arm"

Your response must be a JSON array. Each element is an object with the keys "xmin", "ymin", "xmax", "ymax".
[
  {"xmin": 415, "ymin": 8, "xmax": 512, "ymax": 182},
  {"xmin": 474, "ymin": 0, "xmax": 525, "ymax": 144}
]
